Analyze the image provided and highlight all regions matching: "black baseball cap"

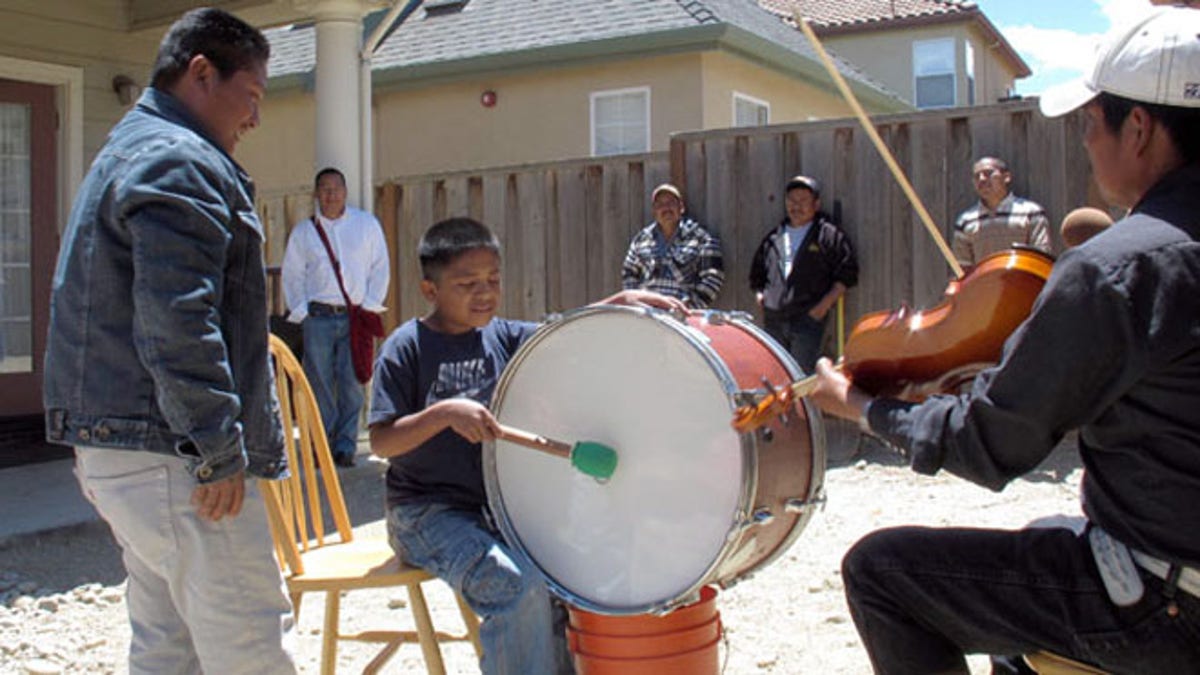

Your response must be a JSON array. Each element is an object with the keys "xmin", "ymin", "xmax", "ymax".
[{"xmin": 785, "ymin": 175, "xmax": 821, "ymax": 197}]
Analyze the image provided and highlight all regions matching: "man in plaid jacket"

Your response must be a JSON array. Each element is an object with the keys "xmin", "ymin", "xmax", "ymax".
[{"xmin": 621, "ymin": 183, "xmax": 725, "ymax": 308}]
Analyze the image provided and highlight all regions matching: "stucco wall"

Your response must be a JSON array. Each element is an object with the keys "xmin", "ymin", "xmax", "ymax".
[
  {"xmin": 824, "ymin": 23, "xmax": 1018, "ymax": 108},
  {"xmin": 246, "ymin": 46, "xmax": 891, "ymax": 192},
  {"xmin": 698, "ymin": 50, "xmax": 853, "ymax": 128},
  {"xmin": 370, "ymin": 52, "xmax": 705, "ymax": 180},
  {"xmin": 239, "ymin": 88, "xmax": 318, "ymax": 195}
]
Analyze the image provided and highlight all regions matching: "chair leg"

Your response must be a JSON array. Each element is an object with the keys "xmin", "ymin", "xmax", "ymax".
[
  {"xmin": 454, "ymin": 592, "xmax": 483, "ymax": 659},
  {"xmin": 290, "ymin": 592, "xmax": 304, "ymax": 622},
  {"xmin": 321, "ymin": 591, "xmax": 340, "ymax": 675},
  {"xmin": 407, "ymin": 581, "xmax": 447, "ymax": 675}
]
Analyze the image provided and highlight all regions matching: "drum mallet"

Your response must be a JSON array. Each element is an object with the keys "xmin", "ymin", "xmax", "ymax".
[{"xmin": 497, "ymin": 424, "xmax": 618, "ymax": 480}]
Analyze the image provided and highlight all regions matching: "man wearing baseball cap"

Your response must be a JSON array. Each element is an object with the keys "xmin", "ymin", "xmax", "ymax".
[
  {"xmin": 808, "ymin": 7, "xmax": 1200, "ymax": 673},
  {"xmin": 749, "ymin": 175, "xmax": 858, "ymax": 372},
  {"xmin": 621, "ymin": 182, "xmax": 725, "ymax": 308}
]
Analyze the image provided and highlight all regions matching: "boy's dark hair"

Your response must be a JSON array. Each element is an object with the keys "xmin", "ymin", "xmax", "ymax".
[
  {"xmin": 314, "ymin": 167, "xmax": 346, "ymax": 188},
  {"xmin": 1096, "ymin": 92, "xmax": 1200, "ymax": 163},
  {"xmin": 418, "ymin": 218, "xmax": 500, "ymax": 280},
  {"xmin": 150, "ymin": 8, "xmax": 270, "ymax": 90}
]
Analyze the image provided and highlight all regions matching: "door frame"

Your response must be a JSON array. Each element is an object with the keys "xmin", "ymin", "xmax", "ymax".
[{"xmin": 0, "ymin": 57, "xmax": 82, "ymax": 418}]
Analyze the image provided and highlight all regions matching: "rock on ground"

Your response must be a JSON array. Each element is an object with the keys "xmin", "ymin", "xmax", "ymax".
[{"xmin": 0, "ymin": 433, "xmax": 1083, "ymax": 674}]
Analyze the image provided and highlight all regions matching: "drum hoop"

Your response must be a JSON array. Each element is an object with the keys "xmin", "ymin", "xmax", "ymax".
[
  {"xmin": 715, "ymin": 312, "xmax": 828, "ymax": 582},
  {"xmin": 483, "ymin": 304, "xmax": 756, "ymax": 615}
]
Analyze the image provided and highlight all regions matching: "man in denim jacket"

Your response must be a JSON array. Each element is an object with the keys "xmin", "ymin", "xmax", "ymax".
[{"xmin": 43, "ymin": 9, "xmax": 295, "ymax": 674}]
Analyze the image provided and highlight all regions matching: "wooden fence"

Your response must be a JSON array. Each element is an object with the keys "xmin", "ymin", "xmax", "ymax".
[{"xmin": 259, "ymin": 99, "xmax": 1098, "ymax": 337}]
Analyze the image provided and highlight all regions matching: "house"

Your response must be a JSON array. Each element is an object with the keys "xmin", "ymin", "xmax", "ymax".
[
  {"xmin": 760, "ymin": 0, "xmax": 1030, "ymax": 109},
  {"xmin": 243, "ymin": 0, "xmax": 912, "ymax": 189}
]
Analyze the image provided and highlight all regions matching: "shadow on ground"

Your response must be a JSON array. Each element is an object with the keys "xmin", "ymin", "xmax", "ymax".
[
  {"xmin": 0, "ymin": 452, "xmax": 390, "ymax": 595},
  {"xmin": 821, "ymin": 413, "xmax": 1084, "ymax": 484}
]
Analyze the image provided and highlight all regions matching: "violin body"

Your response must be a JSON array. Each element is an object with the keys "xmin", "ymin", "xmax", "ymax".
[{"xmin": 844, "ymin": 246, "xmax": 1054, "ymax": 397}]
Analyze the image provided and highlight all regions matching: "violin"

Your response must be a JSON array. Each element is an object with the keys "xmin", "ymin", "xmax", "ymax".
[{"xmin": 732, "ymin": 246, "xmax": 1054, "ymax": 433}]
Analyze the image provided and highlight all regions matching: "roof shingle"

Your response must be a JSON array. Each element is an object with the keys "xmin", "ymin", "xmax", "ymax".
[
  {"xmin": 757, "ymin": 0, "xmax": 973, "ymax": 30},
  {"xmin": 264, "ymin": 0, "xmax": 903, "ymax": 101}
]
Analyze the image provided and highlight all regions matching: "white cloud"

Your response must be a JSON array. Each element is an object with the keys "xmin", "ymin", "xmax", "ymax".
[
  {"xmin": 994, "ymin": 0, "xmax": 1161, "ymax": 95},
  {"xmin": 1002, "ymin": 25, "xmax": 1102, "ymax": 76}
]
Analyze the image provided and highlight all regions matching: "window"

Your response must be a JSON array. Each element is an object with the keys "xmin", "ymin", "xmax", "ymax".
[
  {"xmin": 913, "ymin": 38, "xmax": 956, "ymax": 109},
  {"xmin": 0, "ymin": 102, "xmax": 30, "ymax": 373},
  {"xmin": 733, "ymin": 92, "xmax": 770, "ymax": 127},
  {"xmin": 590, "ymin": 87, "xmax": 650, "ymax": 156},
  {"xmin": 965, "ymin": 41, "xmax": 976, "ymax": 106}
]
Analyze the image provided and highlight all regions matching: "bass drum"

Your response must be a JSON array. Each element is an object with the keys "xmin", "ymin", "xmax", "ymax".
[{"xmin": 484, "ymin": 306, "xmax": 825, "ymax": 615}]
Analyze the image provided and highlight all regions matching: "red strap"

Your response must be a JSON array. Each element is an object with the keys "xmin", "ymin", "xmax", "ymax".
[{"xmin": 312, "ymin": 217, "xmax": 353, "ymax": 309}]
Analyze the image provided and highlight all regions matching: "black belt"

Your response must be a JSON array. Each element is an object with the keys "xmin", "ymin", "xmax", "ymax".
[{"xmin": 308, "ymin": 301, "xmax": 348, "ymax": 316}]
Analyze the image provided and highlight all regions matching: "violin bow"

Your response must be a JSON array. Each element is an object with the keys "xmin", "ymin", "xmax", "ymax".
[
  {"xmin": 732, "ymin": 14, "xmax": 968, "ymax": 433},
  {"xmin": 792, "ymin": 11, "xmax": 965, "ymax": 280}
]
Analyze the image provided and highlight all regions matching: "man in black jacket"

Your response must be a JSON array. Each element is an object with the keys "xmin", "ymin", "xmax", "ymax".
[
  {"xmin": 809, "ymin": 7, "xmax": 1200, "ymax": 673},
  {"xmin": 749, "ymin": 175, "xmax": 858, "ymax": 372}
]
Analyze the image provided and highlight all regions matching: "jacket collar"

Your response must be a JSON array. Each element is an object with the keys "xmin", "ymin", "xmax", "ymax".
[{"xmin": 134, "ymin": 87, "xmax": 248, "ymax": 175}]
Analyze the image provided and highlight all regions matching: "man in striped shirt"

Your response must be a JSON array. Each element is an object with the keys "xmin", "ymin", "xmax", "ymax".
[{"xmin": 952, "ymin": 157, "xmax": 1051, "ymax": 266}]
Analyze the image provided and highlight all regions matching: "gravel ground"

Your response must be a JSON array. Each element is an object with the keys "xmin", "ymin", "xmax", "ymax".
[{"xmin": 0, "ymin": 426, "xmax": 1084, "ymax": 674}]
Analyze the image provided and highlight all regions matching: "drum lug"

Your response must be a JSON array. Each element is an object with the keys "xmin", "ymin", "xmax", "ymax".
[
  {"xmin": 784, "ymin": 488, "xmax": 827, "ymax": 514},
  {"xmin": 751, "ymin": 507, "xmax": 775, "ymax": 526}
]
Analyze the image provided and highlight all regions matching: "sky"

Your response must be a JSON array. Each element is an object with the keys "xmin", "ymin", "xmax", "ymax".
[{"xmin": 972, "ymin": 0, "xmax": 1164, "ymax": 96}]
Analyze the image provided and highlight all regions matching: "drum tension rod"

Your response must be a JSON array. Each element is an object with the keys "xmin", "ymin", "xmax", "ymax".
[{"xmin": 760, "ymin": 376, "xmax": 790, "ymax": 427}]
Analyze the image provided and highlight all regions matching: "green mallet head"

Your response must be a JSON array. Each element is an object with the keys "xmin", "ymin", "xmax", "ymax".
[{"xmin": 570, "ymin": 441, "xmax": 618, "ymax": 480}]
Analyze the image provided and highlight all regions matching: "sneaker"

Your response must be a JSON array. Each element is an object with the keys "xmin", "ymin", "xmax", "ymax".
[{"xmin": 333, "ymin": 453, "xmax": 356, "ymax": 468}]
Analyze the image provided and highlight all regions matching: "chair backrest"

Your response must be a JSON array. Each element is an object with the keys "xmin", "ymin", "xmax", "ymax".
[{"xmin": 262, "ymin": 334, "xmax": 355, "ymax": 576}]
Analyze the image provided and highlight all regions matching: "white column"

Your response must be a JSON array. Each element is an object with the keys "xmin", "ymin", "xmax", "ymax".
[{"xmin": 310, "ymin": 0, "xmax": 370, "ymax": 207}]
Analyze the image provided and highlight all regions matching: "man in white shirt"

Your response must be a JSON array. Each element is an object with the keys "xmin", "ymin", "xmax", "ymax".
[{"xmin": 282, "ymin": 168, "xmax": 390, "ymax": 467}]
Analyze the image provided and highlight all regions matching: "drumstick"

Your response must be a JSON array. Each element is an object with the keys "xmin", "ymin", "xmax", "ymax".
[{"xmin": 497, "ymin": 424, "xmax": 618, "ymax": 480}]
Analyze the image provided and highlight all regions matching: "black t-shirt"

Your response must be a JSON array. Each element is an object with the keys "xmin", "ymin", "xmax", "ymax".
[{"xmin": 369, "ymin": 317, "xmax": 538, "ymax": 510}]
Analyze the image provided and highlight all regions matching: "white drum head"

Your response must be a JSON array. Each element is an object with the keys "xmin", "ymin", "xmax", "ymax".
[{"xmin": 485, "ymin": 307, "xmax": 747, "ymax": 613}]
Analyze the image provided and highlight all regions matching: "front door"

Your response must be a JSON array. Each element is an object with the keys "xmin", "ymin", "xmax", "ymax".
[{"xmin": 0, "ymin": 78, "xmax": 57, "ymax": 416}]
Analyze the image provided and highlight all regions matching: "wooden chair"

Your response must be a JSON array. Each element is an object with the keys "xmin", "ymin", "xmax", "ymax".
[
  {"xmin": 1024, "ymin": 651, "xmax": 1110, "ymax": 674},
  {"xmin": 260, "ymin": 334, "xmax": 482, "ymax": 674}
]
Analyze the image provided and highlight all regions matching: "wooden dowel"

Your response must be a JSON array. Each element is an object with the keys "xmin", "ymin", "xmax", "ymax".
[{"xmin": 497, "ymin": 424, "xmax": 573, "ymax": 459}]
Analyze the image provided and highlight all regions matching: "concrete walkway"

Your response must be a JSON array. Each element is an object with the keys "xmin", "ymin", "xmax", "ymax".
[{"xmin": 0, "ymin": 457, "xmax": 98, "ymax": 542}]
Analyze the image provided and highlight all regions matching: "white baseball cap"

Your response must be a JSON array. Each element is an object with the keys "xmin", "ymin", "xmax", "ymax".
[{"xmin": 1039, "ymin": 7, "xmax": 1200, "ymax": 118}]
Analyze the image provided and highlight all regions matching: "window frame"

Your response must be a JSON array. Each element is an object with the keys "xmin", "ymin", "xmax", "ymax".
[
  {"xmin": 912, "ymin": 37, "xmax": 958, "ymax": 109},
  {"xmin": 589, "ymin": 86, "xmax": 651, "ymax": 157},
  {"xmin": 732, "ymin": 91, "xmax": 770, "ymax": 128}
]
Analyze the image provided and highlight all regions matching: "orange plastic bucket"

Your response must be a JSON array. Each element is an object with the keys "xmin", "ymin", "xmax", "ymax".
[
  {"xmin": 571, "ymin": 635, "xmax": 720, "ymax": 675},
  {"xmin": 567, "ymin": 617, "xmax": 721, "ymax": 658},
  {"xmin": 567, "ymin": 585, "xmax": 718, "ymax": 636},
  {"xmin": 566, "ymin": 586, "xmax": 721, "ymax": 675}
]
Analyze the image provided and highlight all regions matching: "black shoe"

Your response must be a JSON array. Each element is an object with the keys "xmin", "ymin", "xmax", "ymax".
[{"xmin": 333, "ymin": 453, "xmax": 356, "ymax": 468}]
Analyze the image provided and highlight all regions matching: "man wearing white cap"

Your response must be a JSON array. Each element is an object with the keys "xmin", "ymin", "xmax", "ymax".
[
  {"xmin": 621, "ymin": 183, "xmax": 725, "ymax": 308},
  {"xmin": 807, "ymin": 7, "xmax": 1200, "ymax": 673}
]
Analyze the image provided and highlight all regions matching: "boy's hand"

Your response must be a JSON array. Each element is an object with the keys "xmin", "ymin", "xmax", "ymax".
[
  {"xmin": 436, "ymin": 398, "xmax": 502, "ymax": 444},
  {"xmin": 600, "ymin": 289, "xmax": 688, "ymax": 312}
]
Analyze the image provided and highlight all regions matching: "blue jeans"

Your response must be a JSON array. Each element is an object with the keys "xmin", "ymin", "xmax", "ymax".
[
  {"xmin": 842, "ymin": 525, "xmax": 1200, "ymax": 675},
  {"xmin": 763, "ymin": 311, "xmax": 825, "ymax": 374},
  {"xmin": 387, "ymin": 502, "xmax": 573, "ymax": 675},
  {"xmin": 302, "ymin": 314, "xmax": 362, "ymax": 460}
]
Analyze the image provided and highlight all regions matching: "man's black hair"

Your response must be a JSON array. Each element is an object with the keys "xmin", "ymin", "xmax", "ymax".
[
  {"xmin": 150, "ymin": 8, "xmax": 270, "ymax": 90},
  {"xmin": 314, "ymin": 167, "xmax": 346, "ymax": 188},
  {"xmin": 418, "ymin": 218, "xmax": 500, "ymax": 281},
  {"xmin": 1096, "ymin": 92, "xmax": 1200, "ymax": 163}
]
